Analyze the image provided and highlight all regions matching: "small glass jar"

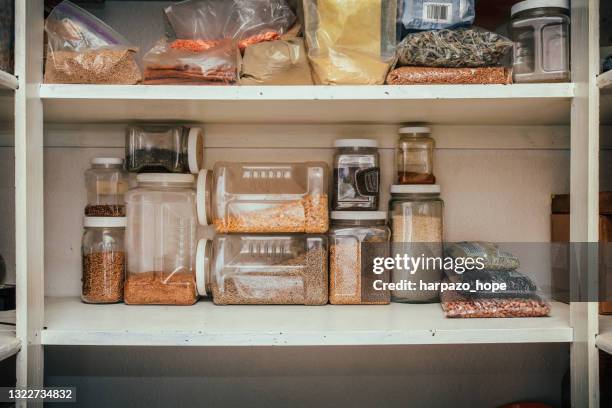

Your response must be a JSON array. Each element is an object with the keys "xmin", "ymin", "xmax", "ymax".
[
  {"xmin": 84, "ymin": 158, "xmax": 129, "ymax": 217},
  {"xmin": 396, "ymin": 127, "xmax": 435, "ymax": 185},
  {"xmin": 328, "ymin": 211, "xmax": 390, "ymax": 305},
  {"xmin": 81, "ymin": 216, "xmax": 126, "ymax": 304},
  {"xmin": 388, "ymin": 185, "xmax": 444, "ymax": 303},
  {"xmin": 510, "ymin": 0, "xmax": 570, "ymax": 83},
  {"xmin": 125, "ymin": 125, "xmax": 203, "ymax": 174},
  {"xmin": 332, "ymin": 139, "xmax": 380, "ymax": 211}
]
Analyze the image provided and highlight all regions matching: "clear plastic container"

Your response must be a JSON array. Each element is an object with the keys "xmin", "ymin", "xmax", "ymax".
[
  {"xmin": 199, "ymin": 162, "xmax": 329, "ymax": 233},
  {"xmin": 332, "ymin": 139, "xmax": 380, "ymax": 211},
  {"xmin": 124, "ymin": 173, "xmax": 198, "ymax": 305},
  {"xmin": 125, "ymin": 125, "xmax": 203, "ymax": 174},
  {"xmin": 84, "ymin": 157, "xmax": 129, "ymax": 217},
  {"xmin": 328, "ymin": 211, "xmax": 390, "ymax": 305},
  {"xmin": 81, "ymin": 216, "xmax": 126, "ymax": 304},
  {"xmin": 510, "ymin": 0, "xmax": 570, "ymax": 83},
  {"xmin": 389, "ymin": 184, "xmax": 444, "ymax": 303},
  {"xmin": 196, "ymin": 234, "xmax": 328, "ymax": 305},
  {"xmin": 396, "ymin": 127, "xmax": 435, "ymax": 185}
]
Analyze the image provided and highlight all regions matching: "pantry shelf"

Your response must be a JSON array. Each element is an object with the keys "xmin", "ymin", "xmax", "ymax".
[
  {"xmin": 598, "ymin": 315, "xmax": 612, "ymax": 355},
  {"xmin": 41, "ymin": 297, "xmax": 572, "ymax": 347},
  {"xmin": 0, "ymin": 70, "xmax": 17, "ymax": 91},
  {"xmin": 597, "ymin": 70, "xmax": 612, "ymax": 89},
  {"xmin": 39, "ymin": 83, "xmax": 575, "ymax": 125},
  {"xmin": 0, "ymin": 314, "xmax": 19, "ymax": 362}
]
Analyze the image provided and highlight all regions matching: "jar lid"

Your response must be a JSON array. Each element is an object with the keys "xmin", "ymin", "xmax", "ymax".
[
  {"xmin": 187, "ymin": 127, "xmax": 204, "ymax": 174},
  {"xmin": 390, "ymin": 184, "xmax": 440, "ymax": 194},
  {"xmin": 83, "ymin": 216, "xmax": 127, "ymax": 228},
  {"xmin": 196, "ymin": 170, "xmax": 211, "ymax": 226},
  {"xmin": 136, "ymin": 173, "xmax": 195, "ymax": 184},
  {"xmin": 398, "ymin": 126, "xmax": 431, "ymax": 134},
  {"xmin": 511, "ymin": 0, "xmax": 569, "ymax": 16},
  {"xmin": 195, "ymin": 238, "xmax": 210, "ymax": 297},
  {"xmin": 91, "ymin": 157, "xmax": 124, "ymax": 165},
  {"xmin": 333, "ymin": 139, "xmax": 378, "ymax": 148},
  {"xmin": 331, "ymin": 211, "xmax": 387, "ymax": 220}
]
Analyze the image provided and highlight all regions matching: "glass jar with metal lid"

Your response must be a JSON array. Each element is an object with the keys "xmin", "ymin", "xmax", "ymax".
[
  {"xmin": 84, "ymin": 157, "xmax": 129, "ymax": 217},
  {"xmin": 332, "ymin": 139, "xmax": 380, "ymax": 210},
  {"xmin": 396, "ymin": 127, "xmax": 435, "ymax": 185},
  {"xmin": 388, "ymin": 184, "xmax": 444, "ymax": 303}
]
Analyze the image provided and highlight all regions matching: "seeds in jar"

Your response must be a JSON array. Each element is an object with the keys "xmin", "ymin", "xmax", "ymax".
[
  {"xmin": 124, "ymin": 271, "xmax": 197, "ymax": 305},
  {"xmin": 84, "ymin": 204, "xmax": 126, "ymax": 217},
  {"xmin": 82, "ymin": 251, "xmax": 125, "ymax": 303}
]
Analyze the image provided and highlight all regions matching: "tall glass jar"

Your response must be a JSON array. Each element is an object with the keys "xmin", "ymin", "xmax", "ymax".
[
  {"xmin": 124, "ymin": 173, "xmax": 198, "ymax": 305},
  {"xmin": 81, "ymin": 216, "xmax": 126, "ymax": 304},
  {"xmin": 396, "ymin": 127, "xmax": 435, "ymax": 185},
  {"xmin": 84, "ymin": 158, "xmax": 129, "ymax": 217},
  {"xmin": 332, "ymin": 139, "xmax": 380, "ymax": 211},
  {"xmin": 328, "ymin": 211, "xmax": 390, "ymax": 305},
  {"xmin": 510, "ymin": 0, "xmax": 570, "ymax": 83},
  {"xmin": 389, "ymin": 184, "xmax": 444, "ymax": 303}
]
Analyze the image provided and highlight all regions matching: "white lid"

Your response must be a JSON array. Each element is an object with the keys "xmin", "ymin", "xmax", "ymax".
[
  {"xmin": 398, "ymin": 127, "xmax": 431, "ymax": 134},
  {"xmin": 136, "ymin": 173, "xmax": 195, "ymax": 184},
  {"xmin": 195, "ymin": 239, "xmax": 210, "ymax": 297},
  {"xmin": 511, "ymin": 0, "xmax": 569, "ymax": 16},
  {"xmin": 91, "ymin": 157, "xmax": 124, "ymax": 165},
  {"xmin": 196, "ymin": 170, "xmax": 210, "ymax": 226},
  {"xmin": 331, "ymin": 211, "xmax": 387, "ymax": 220},
  {"xmin": 390, "ymin": 184, "xmax": 440, "ymax": 194},
  {"xmin": 83, "ymin": 216, "xmax": 127, "ymax": 228},
  {"xmin": 333, "ymin": 139, "xmax": 379, "ymax": 148},
  {"xmin": 187, "ymin": 127, "xmax": 204, "ymax": 174}
]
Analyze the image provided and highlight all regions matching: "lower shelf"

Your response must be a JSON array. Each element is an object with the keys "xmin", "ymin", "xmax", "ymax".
[
  {"xmin": 42, "ymin": 297, "xmax": 572, "ymax": 347},
  {"xmin": 598, "ymin": 315, "xmax": 612, "ymax": 355}
]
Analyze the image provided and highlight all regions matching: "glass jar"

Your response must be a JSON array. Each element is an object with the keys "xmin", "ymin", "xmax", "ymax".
[
  {"xmin": 124, "ymin": 173, "xmax": 198, "ymax": 305},
  {"xmin": 332, "ymin": 139, "xmax": 380, "ymax": 211},
  {"xmin": 396, "ymin": 127, "xmax": 435, "ymax": 185},
  {"xmin": 84, "ymin": 157, "xmax": 129, "ymax": 217},
  {"xmin": 388, "ymin": 185, "xmax": 444, "ymax": 303},
  {"xmin": 195, "ymin": 234, "xmax": 328, "ymax": 305},
  {"xmin": 328, "ymin": 211, "xmax": 390, "ymax": 305},
  {"xmin": 81, "ymin": 216, "xmax": 126, "ymax": 304},
  {"xmin": 199, "ymin": 162, "xmax": 329, "ymax": 234},
  {"xmin": 125, "ymin": 125, "xmax": 203, "ymax": 174},
  {"xmin": 510, "ymin": 0, "xmax": 570, "ymax": 83}
]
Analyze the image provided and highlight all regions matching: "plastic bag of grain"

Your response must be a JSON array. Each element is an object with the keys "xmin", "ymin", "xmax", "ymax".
[
  {"xmin": 240, "ymin": 38, "xmax": 313, "ymax": 85},
  {"xmin": 386, "ymin": 66, "xmax": 513, "ymax": 85},
  {"xmin": 440, "ymin": 287, "xmax": 551, "ymax": 318},
  {"xmin": 445, "ymin": 242, "xmax": 520, "ymax": 271}
]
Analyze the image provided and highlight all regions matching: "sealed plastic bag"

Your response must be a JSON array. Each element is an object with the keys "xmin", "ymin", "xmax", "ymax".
[
  {"xmin": 440, "ymin": 288, "xmax": 550, "ymax": 318},
  {"xmin": 445, "ymin": 242, "xmax": 521, "ymax": 271},
  {"xmin": 397, "ymin": 28, "xmax": 514, "ymax": 68},
  {"xmin": 240, "ymin": 38, "xmax": 313, "ymax": 85},
  {"xmin": 386, "ymin": 66, "xmax": 512, "ymax": 85},
  {"xmin": 303, "ymin": 0, "xmax": 397, "ymax": 85},
  {"xmin": 447, "ymin": 269, "xmax": 539, "ymax": 299},
  {"xmin": 401, "ymin": 0, "xmax": 475, "ymax": 31},
  {"xmin": 44, "ymin": 1, "xmax": 141, "ymax": 84}
]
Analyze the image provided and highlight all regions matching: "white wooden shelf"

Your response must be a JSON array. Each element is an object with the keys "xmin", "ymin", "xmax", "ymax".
[
  {"xmin": 598, "ymin": 315, "xmax": 612, "ymax": 355},
  {"xmin": 597, "ymin": 69, "xmax": 612, "ymax": 89},
  {"xmin": 0, "ymin": 70, "xmax": 17, "ymax": 91},
  {"xmin": 0, "ymin": 311, "xmax": 19, "ymax": 362},
  {"xmin": 39, "ymin": 83, "xmax": 575, "ymax": 125},
  {"xmin": 41, "ymin": 297, "xmax": 572, "ymax": 347}
]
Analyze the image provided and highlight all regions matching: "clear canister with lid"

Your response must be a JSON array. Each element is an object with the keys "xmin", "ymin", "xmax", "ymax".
[
  {"xmin": 81, "ymin": 216, "xmax": 126, "ymax": 304},
  {"xmin": 389, "ymin": 184, "xmax": 444, "ymax": 303},
  {"xmin": 124, "ymin": 173, "xmax": 199, "ymax": 305},
  {"xmin": 510, "ymin": 0, "xmax": 570, "ymax": 83},
  {"xmin": 332, "ymin": 139, "xmax": 380, "ymax": 211},
  {"xmin": 195, "ymin": 234, "xmax": 328, "ymax": 305},
  {"xmin": 396, "ymin": 127, "xmax": 435, "ymax": 185},
  {"xmin": 125, "ymin": 125, "xmax": 203, "ymax": 174},
  {"xmin": 328, "ymin": 211, "xmax": 390, "ymax": 305},
  {"xmin": 84, "ymin": 157, "xmax": 129, "ymax": 217}
]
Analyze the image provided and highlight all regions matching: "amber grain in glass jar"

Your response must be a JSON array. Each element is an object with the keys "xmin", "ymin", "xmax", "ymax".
[{"xmin": 396, "ymin": 127, "xmax": 435, "ymax": 185}]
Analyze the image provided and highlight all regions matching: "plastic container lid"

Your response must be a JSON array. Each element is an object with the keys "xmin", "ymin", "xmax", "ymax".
[
  {"xmin": 196, "ymin": 170, "xmax": 211, "ymax": 226},
  {"xmin": 136, "ymin": 173, "xmax": 195, "ymax": 184},
  {"xmin": 187, "ymin": 127, "xmax": 204, "ymax": 174},
  {"xmin": 333, "ymin": 139, "xmax": 379, "ymax": 148},
  {"xmin": 398, "ymin": 126, "xmax": 431, "ymax": 134},
  {"xmin": 331, "ymin": 211, "xmax": 387, "ymax": 220},
  {"xmin": 511, "ymin": 0, "xmax": 569, "ymax": 16},
  {"xmin": 390, "ymin": 184, "xmax": 440, "ymax": 194},
  {"xmin": 91, "ymin": 157, "xmax": 124, "ymax": 165},
  {"xmin": 83, "ymin": 216, "xmax": 127, "ymax": 228},
  {"xmin": 195, "ymin": 238, "xmax": 210, "ymax": 297}
]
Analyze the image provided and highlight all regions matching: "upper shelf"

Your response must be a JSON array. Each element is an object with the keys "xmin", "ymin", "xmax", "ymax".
[
  {"xmin": 40, "ymin": 83, "xmax": 575, "ymax": 125},
  {"xmin": 598, "ymin": 70, "xmax": 612, "ymax": 89},
  {"xmin": 0, "ymin": 70, "xmax": 18, "ymax": 91}
]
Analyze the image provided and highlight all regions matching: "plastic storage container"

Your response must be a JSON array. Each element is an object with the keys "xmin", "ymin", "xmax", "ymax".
[
  {"xmin": 510, "ymin": 0, "xmax": 570, "ymax": 83},
  {"xmin": 199, "ymin": 162, "xmax": 329, "ymax": 233},
  {"xmin": 84, "ymin": 157, "xmax": 129, "ymax": 217},
  {"xmin": 396, "ymin": 127, "xmax": 436, "ymax": 184},
  {"xmin": 125, "ymin": 125, "xmax": 203, "ymax": 174},
  {"xmin": 328, "ymin": 211, "xmax": 390, "ymax": 305},
  {"xmin": 332, "ymin": 139, "xmax": 380, "ymax": 211},
  {"xmin": 81, "ymin": 216, "xmax": 126, "ymax": 304},
  {"xmin": 196, "ymin": 234, "xmax": 328, "ymax": 305},
  {"xmin": 124, "ymin": 173, "xmax": 198, "ymax": 305},
  {"xmin": 389, "ymin": 184, "xmax": 444, "ymax": 303}
]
